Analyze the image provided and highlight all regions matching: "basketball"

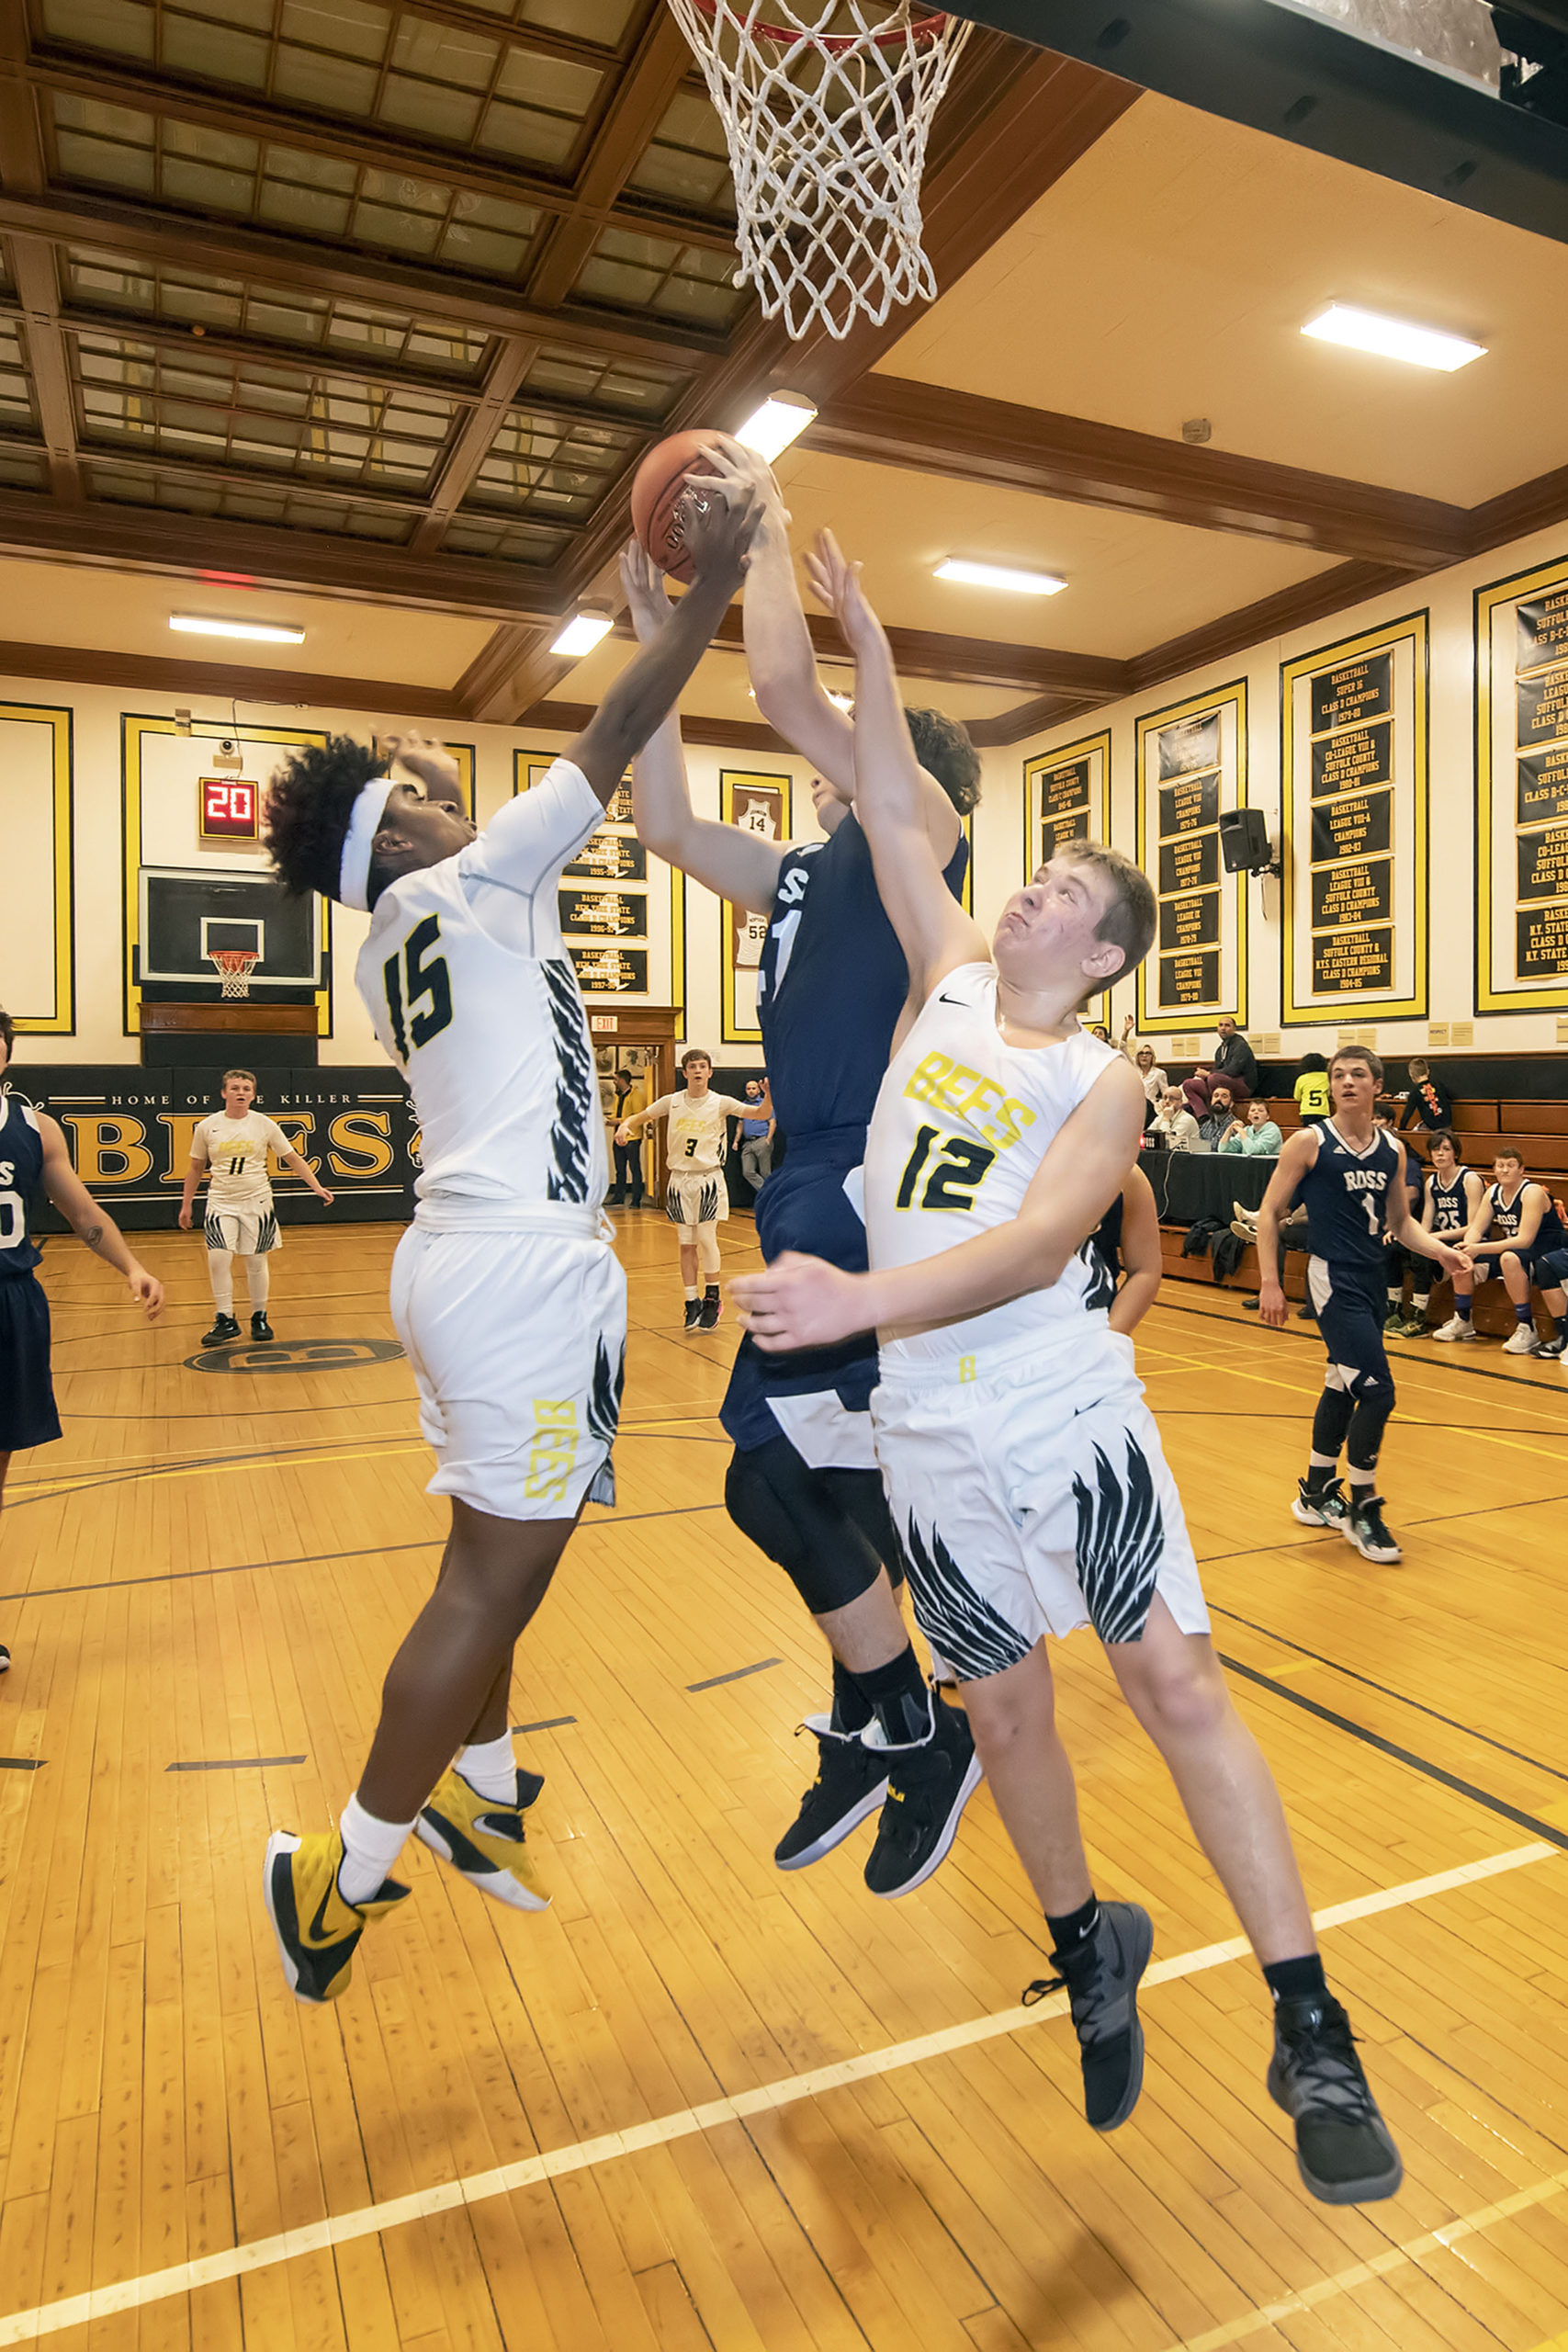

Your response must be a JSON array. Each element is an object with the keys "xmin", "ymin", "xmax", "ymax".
[{"xmin": 630, "ymin": 428, "xmax": 720, "ymax": 582}]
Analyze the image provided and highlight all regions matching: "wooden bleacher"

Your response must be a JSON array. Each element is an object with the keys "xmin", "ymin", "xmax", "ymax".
[{"xmin": 1154, "ymin": 1071, "xmax": 1568, "ymax": 1338}]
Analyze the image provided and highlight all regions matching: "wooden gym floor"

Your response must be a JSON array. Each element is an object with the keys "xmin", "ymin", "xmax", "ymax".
[{"xmin": 2, "ymin": 1209, "xmax": 1567, "ymax": 2352}]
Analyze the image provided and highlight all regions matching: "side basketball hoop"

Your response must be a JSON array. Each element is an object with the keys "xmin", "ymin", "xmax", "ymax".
[
  {"xmin": 208, "ymin": 947, "xmax": 261, "ymax": 1000},
  {"xmin": 667, "ymin": 0, "xmax": 972, "ymax": 341}
]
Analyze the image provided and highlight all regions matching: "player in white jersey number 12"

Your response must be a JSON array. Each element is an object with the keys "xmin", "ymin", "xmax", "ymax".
[
  {"xmin": 257, "ymin": 481, "xmax": 761, "ymax": 2006},
  {"xmin": 734, "ymin": 532, "xmax": 1403, "ymax": 2207}
]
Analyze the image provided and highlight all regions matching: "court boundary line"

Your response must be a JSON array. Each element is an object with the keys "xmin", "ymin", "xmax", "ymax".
[
  {"xmin": 1155, "ymin": 1294, "xmax": 1568, "ymax": 1402},
  {"xmin": 0, "ymin": 1840, "xmax": 1554, "ymax": 2346}
]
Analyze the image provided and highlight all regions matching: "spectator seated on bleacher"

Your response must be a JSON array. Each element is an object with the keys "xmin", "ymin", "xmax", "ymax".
[
  {"xmin": 1218, "ymin": 1100, "xmax": 1283, "ymax": 1157},
  {"xmin": 1195, "ymin": 1084, "xmax": 1236, "ymax": 1148},
  {"xmin": 1150, "ymin": 1087, "xmax": 1201, "ymax": 1152},
  {"xmin": 1293, "ymin": 1052, "xmax": 1330, "ymax": 1122},
  {"xmin": 1181, "ymin": 1017, "xmax": 1257, "ymax": 1115},
  {"xmin": 1456, "ymin": 1147, "xmax": 1568, "ymax": 1358},
  {"xmin": 1397, "ymin": 1056, "xmax": 1454, "ymax": 1135}
]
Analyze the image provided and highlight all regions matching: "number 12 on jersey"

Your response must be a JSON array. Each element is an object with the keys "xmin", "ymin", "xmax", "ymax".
[
  {"xmin": 896, "ymin": 1124, "xmax": 997, "ymax": 1213},
  {"xmin": 383, "ymin": 914, "xmax": 454, "ymax": 1059}
]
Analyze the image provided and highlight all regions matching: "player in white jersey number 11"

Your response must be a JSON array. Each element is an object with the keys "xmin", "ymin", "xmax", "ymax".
[
  {"xmin": 733, "ymin": 531, "xmax": 1403, "ymax": 2207},
  {"xmin": 256, "ymin": 481, "xmax": 761, "ymax": 2007}
]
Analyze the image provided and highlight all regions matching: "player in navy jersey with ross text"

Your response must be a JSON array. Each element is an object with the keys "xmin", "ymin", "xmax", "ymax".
[
  {"xmin": 622, "ymin": 444, "xmax": 984, "ymax": 1900},
  {"xmin": 1255, "ymin": 1046, "xmax": 1469, "ymax": 1564},
  {"xmin": 0, "ymin": 1008, "xmax": 164, "ymax": 1673}
]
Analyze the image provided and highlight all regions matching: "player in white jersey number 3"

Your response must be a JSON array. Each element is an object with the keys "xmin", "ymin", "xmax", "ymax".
[
  {"xmin": 617, "ymin": 1046, "xmax": 750, "ymax": 1329},
  {"xmin": 257, "ymin": 481, "xmax": 760, "ymax": 2005},
  {"xmin": 734, "ymin": 531, "xmax": 1402, "ymax": 2206}
]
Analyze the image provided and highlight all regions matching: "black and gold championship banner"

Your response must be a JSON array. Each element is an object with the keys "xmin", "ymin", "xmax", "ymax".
[
  {"xmin": 21, "ymin": 1068, "xmax": 421, "ymax": 1229},
  {"xmin": 1280, "ymin": 616, "xmax": 1427, "ymax": 1024},
  {"xmin": 1134, "ymin": 684, "xmax": 1247, "ymax": 1035},
  {"xmin": 1476, "ymin": 558, "xmax": 1568, "ymax": 1012},
  {"xmin": 1024, "ymin": 731, "xmax": 1111, "ymax": 1029},
  {"xmin": 516, "ymin": 752, "xmax": 679, "ymax": 1006}
]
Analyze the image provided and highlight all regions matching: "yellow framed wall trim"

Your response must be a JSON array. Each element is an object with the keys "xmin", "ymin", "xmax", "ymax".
[
  {"xmin": 3, "ymin": 700, "xmax": 74, "ymax": 1033},
  {"xmin": 719, "ymin": 768, "xmax": 791, "ymax": 1045},
  {"xmin": 1476, "ymin": 552, "xmax": 1568, "ymax": 1013},
  {"xmin": 121, "ymin": 716, "xmax": 331, "ymax": 1038},
  {"xmin": 1024, "ymin": 729, "xmax": 1111, "ymax": 1032},
  {"xmin": 1134, "ymin": 681, "xmax": 1248, "ymax": 1037},
  {"xmin": 1280, "ymin": 613, "xmax": 1428, "ymax": 1027}
]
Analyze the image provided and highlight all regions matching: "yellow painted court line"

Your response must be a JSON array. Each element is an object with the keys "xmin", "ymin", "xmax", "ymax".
[
  {"xmin": 1168, "ymin": 2168, "xmax": 1568, "ymax": 2352},
  {"xmin": 0, "ymin": 1840, "xmax": 1555, "ymax": 2346}
]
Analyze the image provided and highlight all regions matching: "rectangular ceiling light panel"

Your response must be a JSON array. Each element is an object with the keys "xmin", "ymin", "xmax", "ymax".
[
  {"xmin": 935, "ymin": 558, "xmax": 1066, "ymax": 595},
  {"xmin": 1301, "ymin": 303, "xmax": 1486, "ymax": 371},
  {"xmin": 170, "ymin": 613, "xmax": 305, "ymax": 642}
]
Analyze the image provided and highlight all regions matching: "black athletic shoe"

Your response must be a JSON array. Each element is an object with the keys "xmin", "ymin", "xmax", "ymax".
[
  {"xmin": 773, "ymin": 1716, "xmax": 889, "ymax": 1871},
  {"xmin": 1342, "ymin": 1494, "xmax": 1402, "ymax": 1565},
  {"xmin": 699, "ymin": 1287, "xmax": 722, "ymax": 1331},
  {"xmin": 202, "ymin": 1312, "xmax": 241, "ymax": 1345},
  {"xmin": 0, "ymin": 1643, "xmax": 10, "ymax": 1673},
  {"xmin": 1268, "ymin": 1993, "xmax": 1403, "ymax": 2203},
  {"xmin": 863, "ymin": 1700, "xmax": 983, "ymax": 1898},
  {"xmin": 1536, "ymin": 1334, "xmax": 1567, "ymax": 1359},
  {"xmin": 682, "ymin": 1298, "xmax": 703, "ymax": 1330},
  {"xmin": 1024, "ymin": 1900, "xmax": 1154, "ymax": 2132},
  {"xmin": 250, "ymin": 1310, "xmax": 275, "ymax": 1341},
  {"xmin": 1292, "ymin": 1476, "xmax": 1348, "ymax": 1530}
]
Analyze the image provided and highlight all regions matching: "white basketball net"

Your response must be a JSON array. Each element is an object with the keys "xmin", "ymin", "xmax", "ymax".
[
  {"xmin": 667, "ymin": 0, "xmax": 973, "ymax": 341},
  {"xmin": 208, "ymin": 949, "xmax": 259, "ymax": 999}
]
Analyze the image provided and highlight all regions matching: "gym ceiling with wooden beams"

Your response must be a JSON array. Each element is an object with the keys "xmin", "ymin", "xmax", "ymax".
[{"xmin": 1, "ymin": 0, "xmax": 1567, "ymax": 742}]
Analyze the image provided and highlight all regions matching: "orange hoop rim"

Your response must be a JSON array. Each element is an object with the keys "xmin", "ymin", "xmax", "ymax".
[
  {"xmin": 208, "ymin": 948, "xmax": 260, "ymax": 972},
  {"xmin": 686, "ymin": 0, "xmax": 953, "ymax": 52}
]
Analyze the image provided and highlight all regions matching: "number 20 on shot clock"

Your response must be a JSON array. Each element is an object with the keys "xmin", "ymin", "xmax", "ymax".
[{"xmin": 199, "ymin": 776, "xmax": 259, "ymax": 841}]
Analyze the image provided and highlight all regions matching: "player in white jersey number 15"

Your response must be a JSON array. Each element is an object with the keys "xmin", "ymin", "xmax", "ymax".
[
  {"xmin": 256, "ymin": 481, "xmax": 761, "ymax": 2007},
  {"xmin": 733, "ymin": 531, "xmax": 1403, "ymax": 2207}
]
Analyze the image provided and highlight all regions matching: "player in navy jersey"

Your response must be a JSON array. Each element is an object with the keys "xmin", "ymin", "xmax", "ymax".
[
  {"xmin": 622, "ymin": 461, "xmax": 984, "ymax": 1901},
  {"xmin": 1256, "ymin": 1046, "xmax": 1470, "ymax": 1564},
  {"xmin": 1460, "ymin": 1146, "xmax": 1568, "ymax": 1358},
  {"xmin": 0, "ymin": 1008, "xmax": 164, "ymax": 1672},
  {"xmin": 1420, "ymin": 1132, "xmax": 1483, "ymax": 1340}
]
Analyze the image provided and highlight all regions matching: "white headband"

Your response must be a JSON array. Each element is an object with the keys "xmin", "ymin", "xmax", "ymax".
[{"xmin": 337, "ymin": 776, "xmax": 395, "ymax": 912}]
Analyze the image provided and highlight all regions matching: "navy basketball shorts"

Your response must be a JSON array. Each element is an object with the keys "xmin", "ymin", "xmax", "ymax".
[
  {"xmin": 0, "ymin": 1272, "xmax": 63, "ymax": 1453},
  {"xmin": 1306, "ymin": 1258, "xmax": 1393, "ymax": 1399}
]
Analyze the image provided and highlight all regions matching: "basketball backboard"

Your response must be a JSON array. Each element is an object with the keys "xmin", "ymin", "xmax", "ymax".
[{"xmin": 138, "ymin": 867, "xmax": 323, "ymax": 990}]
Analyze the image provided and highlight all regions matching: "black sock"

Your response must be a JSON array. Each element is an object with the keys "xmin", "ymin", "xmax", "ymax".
[
  {"xmin": 704, "ymin": 1282, "xmax": 720, "ymax": 1299},
  {"xmin": 1046, "ymin": 1894, "xmax": 1100, "ymax": 1959},
  {"xmin": 1303, "ymin": 1463, "xmax": 1338, "ymax": 1492},
  {"xmin": 854, "ymin": 1644, "xmax": 931, "ymax": 1747},
  {"xmin": 829, "ymin": 1657, "xmax": 874, "ymax": 1736},
  {"xmin": 1263, "ymin": 1952, "xmax": 1327, "ymax": 2006}
]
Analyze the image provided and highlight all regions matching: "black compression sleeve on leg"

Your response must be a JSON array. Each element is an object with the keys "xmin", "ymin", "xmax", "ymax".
[
  {"xmin": 725, "ymin": 1438, "xmax": 887, "ymax": 1616},
  {"xmin": 1346, "ymin": 1385, "xmax": 1394, "ymax": 1475},
  {"xmin": 1310, "ymin": 1383, "xmax": 1356, "ymax": 1463}
]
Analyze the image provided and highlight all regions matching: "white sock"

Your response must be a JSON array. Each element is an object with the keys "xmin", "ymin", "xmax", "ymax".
[
  {"xmin": 457, "ymin": 1731, "xmax": 518, "ymax": 1804},
  {"xmin": 244, "ymin": 1256, "xmax": 270, "ymax": 1309},
  {"xmin": 683, "ymin": 1283, "xmax": 699, "ymax": 1301},
  {"xmin": 338, "ymin": 1792, "xmax": 415, "ymax": 1905},
  {"xmin": 207, "ymin": 1250, "xmax": 233, "ymax": 1314}
]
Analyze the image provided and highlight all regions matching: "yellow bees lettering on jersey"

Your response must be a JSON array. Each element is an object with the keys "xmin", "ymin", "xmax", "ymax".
[
  {"xmin": 903, "ymin": 1051, "xmax": 1037, "ymax": 1151},
  {"xmin": 524, "ymin": 1399, "xmax": 579, "ymax": 1504}
]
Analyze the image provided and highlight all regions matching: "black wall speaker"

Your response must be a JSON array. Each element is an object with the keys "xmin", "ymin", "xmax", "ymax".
[{"xmin": 1217, "ymin": 807, "xmax": 1273, "ymax": 873}]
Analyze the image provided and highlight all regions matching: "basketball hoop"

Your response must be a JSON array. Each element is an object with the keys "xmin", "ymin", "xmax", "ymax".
[
  {"xmin": 208, "ymin": 947, "xmax": 260, "ymax": 1000},
  {"xmin": 668, "ymin": 0, "xmax": 972, "ymax": 341}
]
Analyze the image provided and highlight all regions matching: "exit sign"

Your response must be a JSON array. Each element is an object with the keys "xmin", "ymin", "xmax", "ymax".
[{"xmin": 200, "ymin": 776, "xmax": 259, "ymax": 840}]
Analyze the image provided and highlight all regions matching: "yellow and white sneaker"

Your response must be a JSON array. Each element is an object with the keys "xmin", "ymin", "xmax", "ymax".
[
  {"xmin": 416, "ymin": 1769, "xmax": 550, "ymax": 1912},
  {"xmin": 263, "ymin": 1828, "xmax": 410, "ymax": 2005}
]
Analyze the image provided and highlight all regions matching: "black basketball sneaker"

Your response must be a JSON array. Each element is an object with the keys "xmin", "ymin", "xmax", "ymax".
[{"xmin": 203, "ymin": 1312, "xmax": 241, "ymax": 1345}]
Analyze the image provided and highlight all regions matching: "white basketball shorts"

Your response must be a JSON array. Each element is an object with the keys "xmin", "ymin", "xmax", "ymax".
[
  {"xmin": 389, "ymin": 1221, "xmax": 626, "ymax": 1522},
  {"xmin": 204, "ymin": 1205, "xmax": 279, "ymax": 1257},
  {"xmin": 871, "ymin": 1323, "xmax": 1208, "ymax": 1680},
  {"xmin": 665, "ymin": 1169, "xmax": 728, "ymax": 1238}
]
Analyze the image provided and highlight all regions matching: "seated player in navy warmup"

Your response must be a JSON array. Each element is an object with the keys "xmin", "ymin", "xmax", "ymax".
[
  {"xmin": 621, "ymin": 440, "xmax": 984, "ymax": 1901},
  {"xmin": 1255, "ymin": 1046, "xmax": 1470, "ymax": 1565},
  {"xmin": 1461, "ymin": 1146, "xmax": 1568, "ymax": 1359}
]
